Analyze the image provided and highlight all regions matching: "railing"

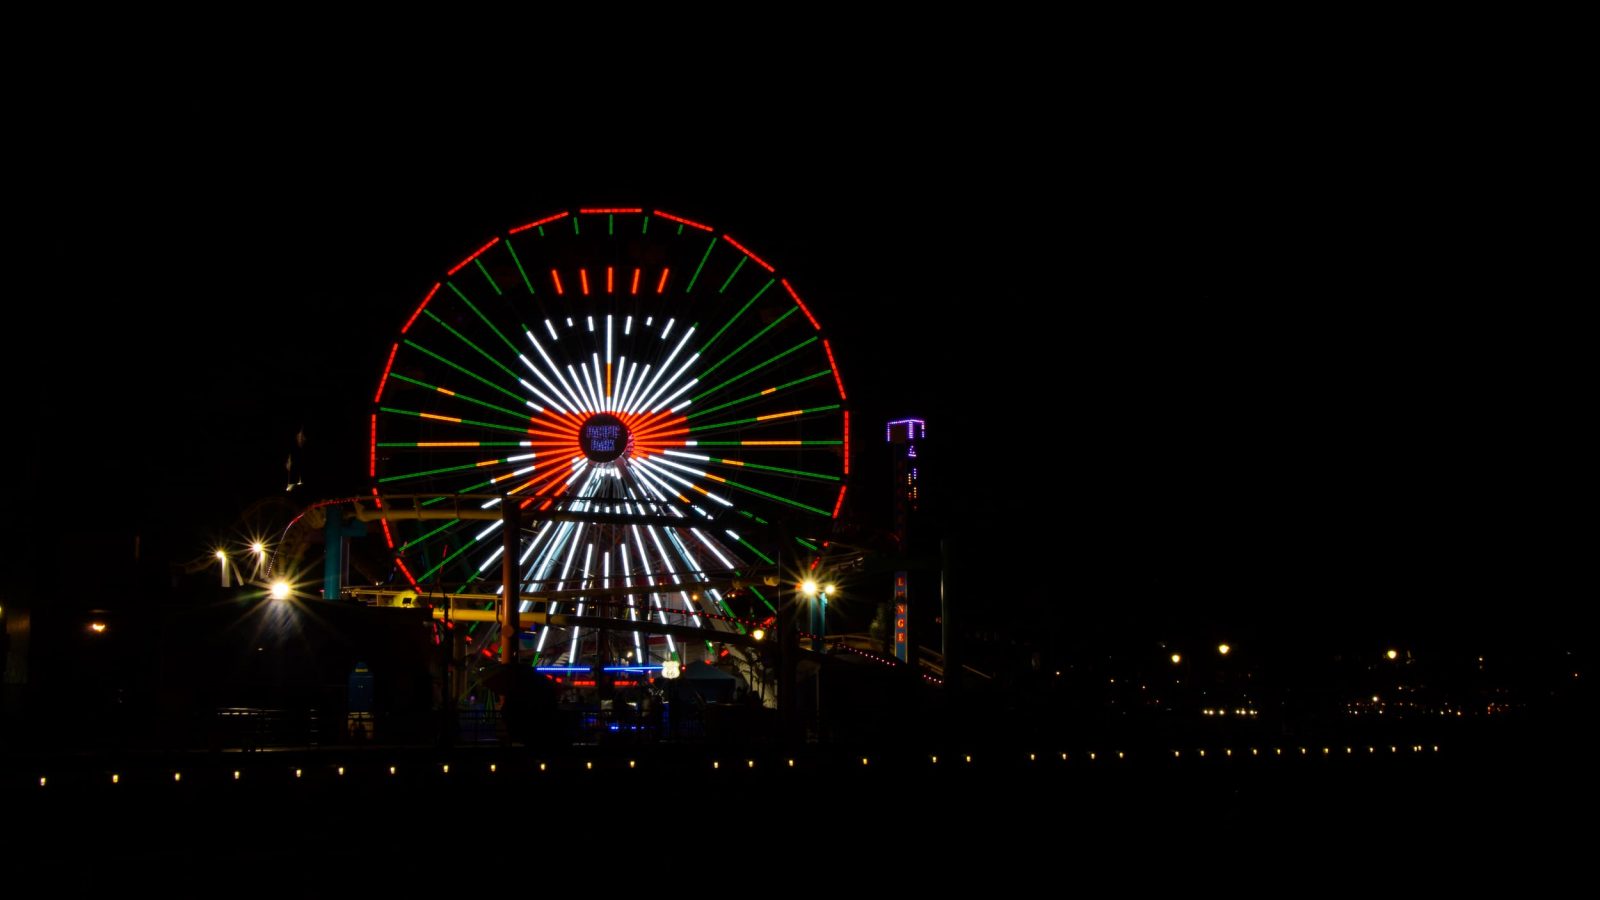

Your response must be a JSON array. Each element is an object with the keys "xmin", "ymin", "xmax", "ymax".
[{"xmin": 211, "ymin": 707, "xmax": 326, "ymax": 751}]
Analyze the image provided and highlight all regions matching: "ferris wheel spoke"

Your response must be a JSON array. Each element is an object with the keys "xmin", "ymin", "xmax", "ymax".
[
  {"xmin": 387, "ymin": 373, "xmax": 534, "ymax": 422},
  {"xmin": 536, "ymin": 521, "xmax": 589, "ymax": 656},
  {"xmin": 507, "ymin": 463, "xmax": 578, "ymax": 501},
  {"xmin": 685, "ymin": 403, "xmax": 842, "ymax": 437},
  {"xmin": 520, "ymin": 527, "xmax": 568, "ymax": 610},
  {"xmin": 611, "ymin": 358, "xmax": 636, "ymax": 415},
  {"xmin": 415, "ymin": 535, "xmax": 488, "ymax": 584},
  {"xmin": 626, "ymin": 526, "xmax": 676, "ymax": 654},
  {"xmin": 624, "ymin": 468, "xmax": 703, "ymax": 523},
  {"xmin": 514, "ymin": 522, "xmax": 560, "ymax": 606},
  {"xmin": 445, "ymin": 282, "xmax": 521, "ymax": 358},
  {"xmin": 662, "ymin": 449, "xmax": 840, "ymax": 483},
  {"xmin": 628, "ymin": 328, "xmax": 698, "ymax": 415},
  {"xmin": 514, "ymin": 373, "xmax": 568, "ymax": 416},
  {"xmin": 619, "ymin": 545, "xmax": 643, "ymax": 662},
  {"xmin": 376, "ymin": 453, "xmax": 536, "ymax": 485},
  {"xmin": 706, "ymin": 474, "xmax": 831, "ymax": 517},
  {"xmin": 687, "ymin": 336, "xmax": 820, "ymax": 405},
  {"xmin": 683, "ymin": 236, "xmax": 718, "ymax": 294},
  {"xmin": 567, "ymin": 364, "xmax": 598, "ymax": 412},
  {"xmin": 686, "ymin": 439, "xmax": 843, "ymax": 448},
  {"xmin": 650, "ymin": 378, "xmax": 700, "ymax": 415},
  {"xmin": 625, "ymin": 415, "xmax": 690, "ymax": 455},
  {"xmin": 721, "ymin": 526, "xmax": 776, "ymax": 566},
  {"xmin": 398, "ymin": 520, "xmax": 457, "ymax": 554},
  {"xmin": 623, "ymin": 476, "xmax": 694, "ymax": 523},
  {"xmin": 698, "ymin": 280, "xmax": 775, "ymax": 355},
  {"xmin": 518, "ymin": 341, "xmax": 583, "ymax": 414},
  {"xmin": 502, "ymin": 238, "xmax": 537, "ymax": 295},
  {"xmin": 697, "ymin": 306, "xmax": 798, "ymax": 382},
  {"xmin": 633, "ymin": 456, "xmax": 734, "ymax": 509},
  {"xmin": 418, "ymin": 307, "xmax": 527, "ymax": 388},
  {"xmin": 377, "ymin": 405, "xmax": 534, "ymax": 437},
  {"xmin": 523, "ymin": 331, "xmax": 590, "ymax": 414},
  {"xmin": 663, "ymin": 530, "xmax": 738, "ymax": 630},
  {"xmin": 566, "ymin": 543, "xmax": 595, "ymax": 664},
  {"xmin": 645, "ymin": 454, "xmax": 827, "ymax": 517},
  {"xmin": 642, "ymin": 527, "xmax": 701, "ymax": 628},
  {"xmin": 716, "ymin": 256, "xmax": 748, "ymax": 294},
  {"xmin": 617, "ymin": 362, "xmax": 651, "ymax": 414},
  {"xmin": 378, "ymin": 440, "xmax": 531, "ymax": 449},
  {"xmin": 684, "ymin": 368, "xmax": 833, "ymax": 419},
  {"xmin": 402, "ymin": 340, "xmax": 530, "ymax": 406}
]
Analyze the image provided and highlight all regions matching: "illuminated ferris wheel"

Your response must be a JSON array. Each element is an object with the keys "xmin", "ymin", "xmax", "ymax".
[{"xmin": 369, "ymin": 208, "xmax": 849, "ymax": 666}]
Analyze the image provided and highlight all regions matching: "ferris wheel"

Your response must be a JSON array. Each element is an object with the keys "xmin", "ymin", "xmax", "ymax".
[{"xmin": 369, "ymin": 208, "xmax": 848, "ymax": 667}]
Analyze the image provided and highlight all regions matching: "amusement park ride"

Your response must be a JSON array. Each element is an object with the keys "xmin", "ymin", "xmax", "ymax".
[{"xmin": 259, "ymin": 207, "xmax": 928, "ymax": 730}]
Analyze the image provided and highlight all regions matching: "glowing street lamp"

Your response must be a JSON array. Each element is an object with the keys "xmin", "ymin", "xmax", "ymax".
[
  {"xmin": 215, "ymin": 549, "xmax": 231, "ymax": 588},
  {"xmin": 269, "ymin": 581, "xmax": 291, "ymax": 601},
  {"xmin": 1386, "ymin": 649, "xmax": 1399, "ymax": 660},
  {"xmin": 799, "ymin": 580, "xmax": 833, "ymax": 651},
  {"xmin": 1170, "ymin": 653, "xmax": 1182, "ymax": 665},
  {"xmin": 1217, "ymin": 643, "xmax": 1231, "ymax": 656}
]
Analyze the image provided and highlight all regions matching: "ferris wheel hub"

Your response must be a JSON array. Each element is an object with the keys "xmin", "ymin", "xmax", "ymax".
[{"xmin": 578, "ymin": 413, "xmax": 630, "ymax": 463}]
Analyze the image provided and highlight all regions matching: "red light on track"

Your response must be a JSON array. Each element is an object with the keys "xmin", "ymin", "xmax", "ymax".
[
  {"xmin": 510, "ymin": 212, "xmax": 569, "ymax": 234},
  {"xmin": 782, "ymin": 279, "xmax": 820, "ymax": 329},
  {"xmin": 579, "ymin": 208, "xmax": 642, "ymax": 214},
  {"xmin": 607, "ymin": 266, "xmax": 614, "ymax": 294},
  {"xmin": 657, "ymin": 268, "xmax": 670, "ymax": 294},
  {"xmin": 842, "ymin": 410, "xmax": 850, "ymax": 475},
  {"xmin": 653, "ymin": 210, "xmax": 714, "ymax": 232},
  {"xmin": 401, "ymin": 283, "xmax": 441, "ymax": 335},
  {"xmin": 723, "ymin": 235, "xmax": 774, "ymax": 272},
  {"xmin": 832, "ymin": 485, "xmax": 847, "ymax": 518},
  {"xmin": 369, "ymin": 414, "xmax": 378, "ymax": 477},
  {"xmin": 447, "ymin": 237, "xmax": 500, "ymax": 276},
  {"xmin": 631, "ymin": 268, "xmax": 640, "ymax": 295},
  {"xmin": 374, "ymin": 343, "xmax": 399, "ymax": 403},
  {"xmin": 823, "ymin": 339, "xmax": 847, "ymax": 400},
  {"xmin": 551, "ymin": 270, "xmax": 564, "ymax": 295},
  {"xmin": 580, "ymin": 269, "xmax": 590, "ymax": 295},
  {"xmin": 395, "ymin": 557, "xmax": 420, "ymax": 592}
]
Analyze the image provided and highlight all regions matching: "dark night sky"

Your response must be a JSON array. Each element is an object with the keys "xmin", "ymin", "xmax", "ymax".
[{"xmin": 9, "ymin": 70, "xmax": 1580, "ymax": 649}]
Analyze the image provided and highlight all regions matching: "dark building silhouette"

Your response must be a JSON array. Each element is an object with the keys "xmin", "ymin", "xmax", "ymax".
[{"xmin": 887, "ymin": 418, "xmax": 925, "ymax": 662}]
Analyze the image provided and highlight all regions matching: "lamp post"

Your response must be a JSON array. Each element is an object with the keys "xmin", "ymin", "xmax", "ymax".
[
  {"xmin": 799, "ymin": 578, "xmax": 833, "ymax": 742},
  {"xmin": 800, "ymin": 579, "xmax": 832, "ymax": 653}
]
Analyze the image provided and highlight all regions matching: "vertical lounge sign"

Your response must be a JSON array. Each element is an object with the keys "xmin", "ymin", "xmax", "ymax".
[{"xmin": 893, "ymin": 573, "xmax": 909, "ymax": 662}]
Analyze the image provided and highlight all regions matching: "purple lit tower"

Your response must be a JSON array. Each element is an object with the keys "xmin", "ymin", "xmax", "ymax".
[{"xmin": 887, "ymin": 418, "xmax": 925, "ymax": 662}]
